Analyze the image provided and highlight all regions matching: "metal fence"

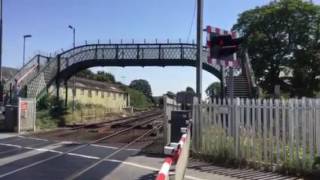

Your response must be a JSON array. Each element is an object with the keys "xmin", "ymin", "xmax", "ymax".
[{"xmin": 192, "ymin": 98, "xmax": 320, "ymax": 171}]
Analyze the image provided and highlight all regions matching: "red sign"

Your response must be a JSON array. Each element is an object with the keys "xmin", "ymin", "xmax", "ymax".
[{"xmin": 20, "ymin": 101, "xmax": 28, "ymax": 111}]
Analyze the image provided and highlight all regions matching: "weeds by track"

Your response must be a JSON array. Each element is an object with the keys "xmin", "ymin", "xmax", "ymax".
[{"xmin": 31, "ymin": 109, "xmax": 163, "ymax": 140}]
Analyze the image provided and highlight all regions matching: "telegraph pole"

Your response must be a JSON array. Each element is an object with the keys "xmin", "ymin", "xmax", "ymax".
[
  {"xmin": 0, "ymin": 0, "xmax": 2, "ymax": 83},
  {"xmin": 195, "ymin": 0, "xmax": 203, "ymax": 150},
  {"xmin": 0, "ymin": 0, "xmax": 3, "ymax": 103},
  {"xmin": 196, "ymin": 0, "xmax": 203, "ymax": 102}
]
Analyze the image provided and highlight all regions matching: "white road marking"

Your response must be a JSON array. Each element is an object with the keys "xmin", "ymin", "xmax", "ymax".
[
  {"xmin": 0, "ymin": 142, "xmax": 206, "ymax": 180},
  {"xmin": 17, "ymin": 136, "xmax": 49, "ymax": 142},
  {"xmin": 105, "ymin": 159, "xmax": 159, "ymax": 171},
  {"xmin": 103, "ymin": 159, "xmax": 206, "ymax": 180},
  {"xmin": 0, "ymin": 143, "xmax": 63, "ymax": 166},
  {"xmin": 60, "ymin": 141, "xmax": 81, "ymax": 145},
  {"xmin": 0, "ymin": 143, "xmax": 23, "ymax": 148},
  {"xmin": 67, "ymin": 153, "xmax": 99, "ymax": 160},
  {"xmin": 90, "ymin": 144, "xmax": 140, "ymax": 151}
]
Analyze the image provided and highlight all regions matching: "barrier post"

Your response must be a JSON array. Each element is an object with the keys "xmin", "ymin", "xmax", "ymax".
[{"xmin": 156, "ymin": 121, "xmax": 191, "ymax": 180}]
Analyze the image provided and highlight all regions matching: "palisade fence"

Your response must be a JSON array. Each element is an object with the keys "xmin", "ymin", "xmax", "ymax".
[{"xmin": 192, "ymin": 98, "xmax": 320, "ymax": 172}]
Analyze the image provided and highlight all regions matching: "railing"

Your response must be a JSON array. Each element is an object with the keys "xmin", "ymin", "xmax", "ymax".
[
  {"xmin": 26, "ymin": 58, "xmax": 58, "ymax": 98},
  {"xmin": 58, "ymin": 43, "xmax": 220, "ymax": 73},
  {"xmin": 9, "ymin": 43, "xmax": 223, "ymax": 101},
  {"xmin": 243, "ymin": 52, "xmax": 258, "ymax": 97},
  {"xmin": 4, "ymin": 55, "xmax": 49, "ymax": 91},
  {"xmin": 193, "ymin": 98, "xmax": 320, "ymax": 172}
]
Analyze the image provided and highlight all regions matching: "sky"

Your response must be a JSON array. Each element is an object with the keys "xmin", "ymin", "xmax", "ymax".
[{"xmin": 3, "ymin": 0, "xmax": 319, "ymax": 97}]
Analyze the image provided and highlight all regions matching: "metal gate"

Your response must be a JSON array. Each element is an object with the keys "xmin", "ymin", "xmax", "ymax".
[{"xmin": 18, "ymin": 98, "xmax": 36, "ymax": 133}]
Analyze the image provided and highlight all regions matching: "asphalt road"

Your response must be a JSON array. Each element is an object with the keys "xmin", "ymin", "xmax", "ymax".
[
  {"xmin": 0, "ymin": 135, "xmax": 263, "ymax": 180},
  {"xmin": 0, "ymin": 135, "xmax": 160, "ymax": 180}
]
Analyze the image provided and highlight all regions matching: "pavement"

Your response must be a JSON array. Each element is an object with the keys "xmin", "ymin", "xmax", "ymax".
[{"xmin": 0, "ymin": 133, "xmax": 299, "ymax": 180}]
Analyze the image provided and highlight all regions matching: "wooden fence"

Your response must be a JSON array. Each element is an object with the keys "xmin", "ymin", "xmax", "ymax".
[{"xmin": 192, "ymin": 98, "xmax": 320, "ymax": 171}]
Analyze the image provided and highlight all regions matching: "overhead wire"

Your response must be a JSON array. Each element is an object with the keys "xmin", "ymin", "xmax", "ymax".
[{"xmin": 187, "ymin": 0, "xmax": 197, "ymax": 43}]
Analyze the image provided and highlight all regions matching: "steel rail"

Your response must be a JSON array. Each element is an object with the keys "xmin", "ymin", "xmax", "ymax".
[
  {"xmin": 30, "ymin": 110, "xmax": 162, "ymax": 137},
  {"xmin": 67, "ymin": 125, "xmax": 162, "ymax": 180}
]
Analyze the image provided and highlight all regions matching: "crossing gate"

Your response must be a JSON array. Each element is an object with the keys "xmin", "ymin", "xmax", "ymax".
[{"xmin": 18, "ymin": 98, "xmax": 36, "ymax": 133}]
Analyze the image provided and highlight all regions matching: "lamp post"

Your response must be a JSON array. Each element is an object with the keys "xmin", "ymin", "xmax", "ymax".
[
  {"xmin": 0, "ymin": 0, "xmax": 3, "ymax": 103},
  {"xmin": 23, "ymin": 34, "xmax": 32, "ymax": 66},
  {"xmin": 68, "ymin": 25, "xmax": 76, "ymax": 111},
  {"xmin": 68, "ymin": 25, "xmax": 75, "ymax": 48},
  {"xmin": 0, "ymin": 0, "xmax": 3, "ymax": 84}
]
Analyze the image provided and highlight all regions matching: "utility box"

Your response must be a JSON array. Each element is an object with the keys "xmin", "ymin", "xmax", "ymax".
[
  {"xmin": 4, "ymin": 105, "xmax": 18, "ymax": 132},
  {"xmin": 170, "ymin": 110, "xmax": 191, "ymax": 143}
]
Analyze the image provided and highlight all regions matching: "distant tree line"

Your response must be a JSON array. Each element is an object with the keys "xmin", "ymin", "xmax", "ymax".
[{"xmin": 76, "ymin": 69, "xmax": 115, "ymax": 83}]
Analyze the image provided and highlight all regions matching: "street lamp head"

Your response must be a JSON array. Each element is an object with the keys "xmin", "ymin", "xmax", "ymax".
[
  {"xmin": 68, "ymin": 25, "xmax": 74, "ymax": 30},
  {"xmin": 24, "ymin": 34, "xmax": 32, "ymax": 38}
]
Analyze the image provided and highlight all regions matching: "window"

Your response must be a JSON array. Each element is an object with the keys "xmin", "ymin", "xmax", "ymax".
[
  {"xmin": 108, "ymin": 92, "xmax": 110, "ymax": 97},
  {"xmin": 96, "ymin": 90, "xmax": 98, "ymax": 96},
  {"xmin": 123, "ymin": 94, "xmax": 126, "ymax": 100},
  {"xmin": 101, "ymin": 91, "xmax": 104, "ymax": 98},
  {"xmin": 81, "ymin": 89, "xmax": 84, "ymax": 95},
  {"xmin": 88, "ymin": 90, "xmax": 92, "ymax": 97},
  {"xmin": 113, "ymin": 93, "xmax": 116, "ymax": 100}
]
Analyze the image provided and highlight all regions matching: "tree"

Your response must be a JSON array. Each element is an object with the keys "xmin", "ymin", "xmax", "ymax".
[
  {"xmin": 233, "ymin": 0, "xmax": 320, "ymax": 97},
  {"xmin": 76, "ymin": 69, "xmax": 94, "ymax": 79},
  {"xmin": 76, "ymin": 69, "xmax": 116, "ymax": 83},
  {"xmin": 129, "ymin": 79, "xmax": 152, "ymax": 98},
  {"xmin": 96, "ymin": 71, "xmax": 115, "ymax": 83},
  {"xmin": 186, "ymin": 86, "xmax": 195, "ymax": 95},
  {"xmin": 126, "ymin": 88, "xmax": 152, "ymax": 109},
  {"xmin": 206, "ymin": 82, "xmax": 221, "ymax": 98}
]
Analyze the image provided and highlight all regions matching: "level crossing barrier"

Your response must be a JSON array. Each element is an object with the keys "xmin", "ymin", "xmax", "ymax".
[{"xmin": 156, "ymin": 121, "xmax": 191, "ymax": 180}]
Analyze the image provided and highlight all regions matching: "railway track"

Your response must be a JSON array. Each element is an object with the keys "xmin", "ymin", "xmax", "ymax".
[
  {"xmin": 67, "ymin": 126, "xmax": 160, "ymax": 180},
  {"xmin": 31, "ymin": 109, "xmax": 163, "ymax": 140},
  {"xmin": 0, "ymin": 111, "xmax": 164, "ymax": 179}
]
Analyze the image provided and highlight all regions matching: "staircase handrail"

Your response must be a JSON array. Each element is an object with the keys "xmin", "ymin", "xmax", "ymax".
[
  {"xmin": 243, "ymin": 52, "xmax": 258, "ymax": 97},
  {"xmin": 4, "ymin": 54, "xmax": 49, "ymax": 90},
  {"xmin": 26, "ymin": 57, "xmax": 58, "ymax": 98}
]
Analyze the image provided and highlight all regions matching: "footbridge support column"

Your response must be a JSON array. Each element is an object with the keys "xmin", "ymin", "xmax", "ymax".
[
  {"xmin": 55, "ymin": 55, "xmax": 61, "ymax": 102},
  {"xmin": 64, "ymin": 80, "xmax": 68, "ymax": 108}
]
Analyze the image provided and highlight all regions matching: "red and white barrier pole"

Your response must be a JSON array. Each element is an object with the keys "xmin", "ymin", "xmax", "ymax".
[
  {"xmin": 156, "ymin": 130, "xmax": 189, "ymax": 180},
  {"xmin": 156, "ymin": 157, "xmax": 174, "ymax": 180}
]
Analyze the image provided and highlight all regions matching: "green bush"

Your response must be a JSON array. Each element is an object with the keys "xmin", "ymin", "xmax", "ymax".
[
  {"xmin": 36, "ymin": 110, "xmax": 59, "ymax": 130},
  {"xmin": 125, "ymin": 87, "xmax": 152, "ymax": 109}
]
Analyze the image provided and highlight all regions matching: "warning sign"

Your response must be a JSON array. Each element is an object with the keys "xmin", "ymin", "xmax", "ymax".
[
  {"xmin": 20, "ymin": 101, "xmax": 28, "ymax": 111},
  {"xmin": 18, "ymin": 98, "xmax": 36, "ymax": 133}
]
